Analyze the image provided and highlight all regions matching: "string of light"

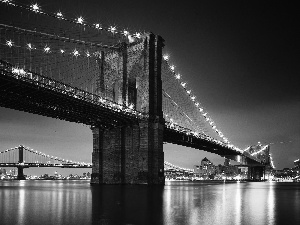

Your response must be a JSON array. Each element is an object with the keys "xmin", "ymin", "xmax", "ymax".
[
  {"xmin": 0, "ymin": 23, "xmax": 115, "ymax": 49},
  {"xmin": 22, "ymin": 146, "xmax": 92, "ymax": 166},
  {"xmin": 250, "ymin": 145, "xmax": 269, "ymax": 156},
  {"xmin": 163, "ymin": 90, "xmax": 206, "ymax": 134},
  {"xmin": 0, "ymin": 0, "xmax": 144, "ymax": 43},
  {"xmin": 164, "ymin": 161, "xmax": 194, "ymax": 172},
  {"xmin": 0, "ymin": 33, "xmax": 104, "ymax": 59},
  {"xmin": 162, "ymin": 54, "xmax": 242, "ymax": 152},
  {"xmin": 270, "ymin": 155, "xmax": 275, "ymax": 168},
  {"xmin": 0, "ymin": 146, "xmax": 18, "ymax": 154}
]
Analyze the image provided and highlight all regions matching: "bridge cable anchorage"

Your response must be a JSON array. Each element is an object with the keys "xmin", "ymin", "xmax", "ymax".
[
  {"xmin": 0, "ymin": 0, "xmax": 145, "ymax": 45},
  {"xmin": 162, "ymin": 53, "xmax": 243, "ymax": 153}
]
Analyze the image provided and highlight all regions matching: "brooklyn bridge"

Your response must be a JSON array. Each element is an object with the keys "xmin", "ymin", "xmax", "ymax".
[{"xmin": 0, "ymin": 0, "xmax": 273, "ymax": 184}]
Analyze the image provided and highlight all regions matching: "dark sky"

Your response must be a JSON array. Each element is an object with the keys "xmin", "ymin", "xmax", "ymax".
[{"xmin": 0, "ymin": 0, "xmax": 299, "ymax": 174}]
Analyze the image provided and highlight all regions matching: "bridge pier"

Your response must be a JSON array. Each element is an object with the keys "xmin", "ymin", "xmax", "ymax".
[
  {"xmin": 247, "ymin": 166, "xmax": 265, "ymax": 181},
  {"xmin": 91, "ymin": 120, "xmax": 164, "ymax": 185},
  {"xmin": 17, "ymin": 167, "xmax": 26, "ymax": 180},
  {"xmin": 91, "ymin": 34, "xmax": 165, "ymax": 185},
  {"xmin": 223, "ymin": 155, "xmax": 266, "ymax": 181},
  {"xmin": 17, "ymin": 145, "xmax": 26, "ymax": 180}
]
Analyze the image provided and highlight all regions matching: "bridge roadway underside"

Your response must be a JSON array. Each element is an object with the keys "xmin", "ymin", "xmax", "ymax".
[
  {"xmin": 164, "ymin": 127, "xmax": 240, "ymax": 157},
  {"xmin": 0, "ymin": 73, "xmax": 138, "ymax": 128}
]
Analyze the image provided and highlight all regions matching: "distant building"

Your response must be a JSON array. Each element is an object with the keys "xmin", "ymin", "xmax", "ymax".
[
  {"xmin": 224, "ymin": 158, "xmax": 230, "ymax": 166},
  {"xmin": 193, "ymin": 157, "xmax": 216, "ymax": 179},
  {"xmin": 0, "ymin": 168, "xmax": 6, "ymax": 175},
  {"xmin": 294, "ymin": 159, "xmax": 300, "ymax": 168},
  {"xmin": 10, "ymin": 169, "xmax": 16, "ymax": 176},
  {"xmin": 193, "ymin": 165, "xmax": 200, "ymax": 174},
  {"xmin": 214, "ymin": 158, "xmax": 239, "ymax": 179}
]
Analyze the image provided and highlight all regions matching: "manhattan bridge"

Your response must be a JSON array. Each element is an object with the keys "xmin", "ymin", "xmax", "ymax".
[{"xmin": 0, "ymin": 0, "xmax": 273, "ymax": 184}]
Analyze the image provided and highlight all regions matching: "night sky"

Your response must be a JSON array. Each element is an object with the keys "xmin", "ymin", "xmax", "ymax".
[{"xmin": 0, "ymin": 0, "xmax": 299, "ymax": 175}]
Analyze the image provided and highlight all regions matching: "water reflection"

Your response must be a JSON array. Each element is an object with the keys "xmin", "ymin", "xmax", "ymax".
[
  {"xmin": 268, "ymin": 182, "xmax": 276, "ymax": 224},
  {"xmin": 235, "ymin": 182, "xmax": 241, "ymax": 225},
  {"xmin": 18, "ymin": 188, "xmax": 25, "ymax": 225},
  {"xmin": 0, "ymin": 180, "xmax": 299, "ymax": 225},
  {"xmin": 91, "ymin": 184, "xmax": 164, "ymax": 224}
]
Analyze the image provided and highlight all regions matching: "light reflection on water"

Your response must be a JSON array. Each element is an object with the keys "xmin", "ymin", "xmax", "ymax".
[{"xmin": 0, "ymin": 180, "xmax": 299, "ymax": 225}]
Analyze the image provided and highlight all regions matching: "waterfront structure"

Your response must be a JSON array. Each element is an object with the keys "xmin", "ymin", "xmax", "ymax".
[
  {"xmin": 294, "ymin": 159, "xmax": 300, "ymax": 168},
  {"xmin": 193, "ymin": 157, "xmax": 241, "ymax": 180},
  {"xmin": 193, "ymin": 157, "xmax": 216, "ymax": 179},
  {"xmin": 243, "ymin": 143, "xmax": 272, "ymax": 180}
]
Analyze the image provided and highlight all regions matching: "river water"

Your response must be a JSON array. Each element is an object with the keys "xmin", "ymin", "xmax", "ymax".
[{"xmin": 0, "ymin": 180, "xmax": 299, "ymax": 225}]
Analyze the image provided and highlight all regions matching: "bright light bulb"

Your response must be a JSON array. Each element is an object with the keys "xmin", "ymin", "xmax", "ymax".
[
  {"xmin": 85, "ymin": 50, "xmax": 91, "ymax": 57},
  {"xmin": 195, "ymin": 102, "xmax": 199, "ymax": 107},
  {"xmin": 60, "ymin": 49, "xmax": 65, "ymax": 54},
  {"xmin": 72, "ymin": 49, "xmax": 80, "ymax": 57},
  {"xmin": 128, "ymin": 35, "xmax": 135, "ymax": 43},
  {"xmin": 163, "ymin": 54, "xmax": 169, "ymax": 61},
  {"xmin": 170, "ymin": 65, "xmax": 175, "ymax": 71},
  {"xmin": 134, "ymin": 32, "xmax": 141, "ymax": 38},
  {"xmin": 6, "ymin": 40, "xmax": 13, "ymax": 47},
  {"xmin": 128, "ymin": 103, "xmax": 134, "ymax": 109},
  {"xmin": 44, "ymin": 45, "xmax": 50, "ymax": 53},
  {"xmin": 76, "ymin": 16, "xmax": 84, "ymax": 24},
  {"xmin": 175, "ymin": 73, "xmax": 181, "ymax": 79},
  {"xmin": 27, "ymin": 43, "xmax": 33, "ymax": 50},
  {"xmin": 19, "ymin": 68, "xmax": 25, "ymax": 75},
  {"xmin": 56, "ymin": 11, "xmax": 63, "ymax": 18},
  {"xmin": 180, "ymin": 82, "xmax": 186, "ymax": 88},
  {"xmin": 109, "ymin": 26, "xmax": 117, "ymax": 34},
  {"xmin": 30, "ymin": 3, "xmax": 40, "ymax": 12},
  {"xmin": 12, "ymin": 67, "xmax": 19, "ymax": 74},
  {"xmin": 94, "ymin": 23, "xmax": 102, "ymax": 29},
  {"xmin": 122, "ymin": 30, "xmax": 129, "ymax": 36},
  {"xmin": 1, "ymin": 0, "xmax": 12, "ymax": 4}
]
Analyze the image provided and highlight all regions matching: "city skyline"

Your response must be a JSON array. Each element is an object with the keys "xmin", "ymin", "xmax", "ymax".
[{"xmin": 0, "ymin": 0, "xmax": 299, "ymax": 172}]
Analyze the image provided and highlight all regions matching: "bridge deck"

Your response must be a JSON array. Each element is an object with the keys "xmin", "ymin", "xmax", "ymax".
[{"xmin": 0, "ymin": 60, "xmax": 141, "ymax": 128}]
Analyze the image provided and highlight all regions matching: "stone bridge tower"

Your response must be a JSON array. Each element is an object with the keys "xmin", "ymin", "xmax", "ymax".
[{"xmin": 91, "ymin": 33, "xmax": 165, "ymax": 185}]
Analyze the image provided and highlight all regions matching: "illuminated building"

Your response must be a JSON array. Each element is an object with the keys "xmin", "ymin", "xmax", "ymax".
[{"xmin": 294, "ymin": 159, "xmax": 300, "ymax": 168}]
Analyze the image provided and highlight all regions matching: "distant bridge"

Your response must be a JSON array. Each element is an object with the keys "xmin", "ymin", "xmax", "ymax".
[{"xmin": 0, "ymin": 145, "xmax": 195, "ymax": 180}]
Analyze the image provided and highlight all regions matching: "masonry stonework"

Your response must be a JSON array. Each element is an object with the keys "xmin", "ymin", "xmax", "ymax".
[{"xmin": 91, "ymin": 34, "xmax": 165, "ymax": 185}]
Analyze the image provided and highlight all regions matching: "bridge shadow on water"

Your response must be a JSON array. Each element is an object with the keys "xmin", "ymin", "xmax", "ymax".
[{"xmin": 91, "ymin": 185, "xmax": 164, "ymax": 225}]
